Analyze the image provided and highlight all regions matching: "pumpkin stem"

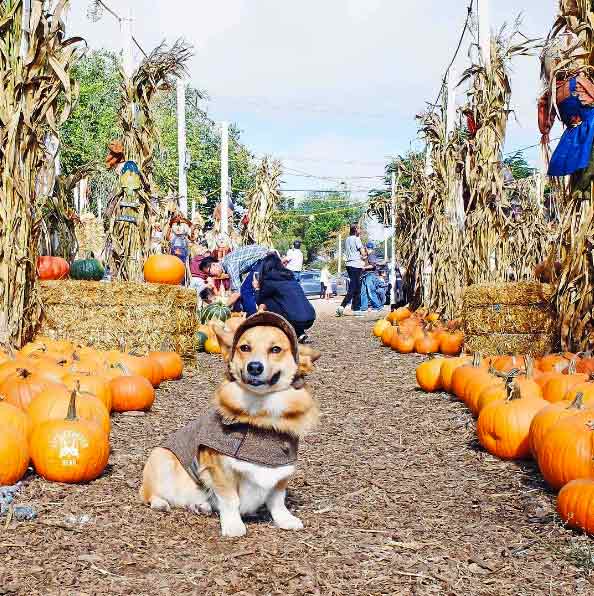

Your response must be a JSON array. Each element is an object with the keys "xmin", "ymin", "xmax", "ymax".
[
  {"xmin": 505, "ymin": 381, "xmax": 521, "ymax": 402},
  {"xmin": 524, "ymin": 355, "xmax": 534, "ymax": 378},
  {"xmin": 569, "ymin": 392, "xmax": 585, "ymax": 410},
  {"xmin": 16, "ymin": 367, "xmax": 32, "ymax": 379},
  {"xmin": 472, "ymin": 353, "xmax": 482, "ymax": 368},
  {"xmin": 66, "ymin": 389, "xmax": 78, "ymax": 421},
  {"xmin": 568, "ymin": 359, "xmax": 577, "ymax": 375}
]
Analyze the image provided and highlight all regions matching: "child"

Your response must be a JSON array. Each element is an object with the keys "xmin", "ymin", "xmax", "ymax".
[{"xmin": 320, "ymin": 265, "xmax": 331, "ymax": 300}]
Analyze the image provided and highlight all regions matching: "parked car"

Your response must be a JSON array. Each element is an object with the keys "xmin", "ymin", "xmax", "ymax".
[{"xmin": 299, "ymin": 270, "xmax": 348, "ymax": 297}]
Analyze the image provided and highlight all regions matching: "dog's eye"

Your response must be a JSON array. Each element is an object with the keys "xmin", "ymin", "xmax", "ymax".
[
  {"xmin": 270, "ymin": 346, "xmax": 282, "ymax": 354},
  {"xmin": 239, "ymin": 344, "xmax": 251, "ymax": 353}
]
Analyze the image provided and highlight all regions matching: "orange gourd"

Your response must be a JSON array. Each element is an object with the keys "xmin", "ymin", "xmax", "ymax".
[
  {"xmin": 30, "ymin": 391, "xmax": 109, "ymax": 483},
  {"xmin": 143, "ymin": 254, "xmax": 185, "ymax": 285},
  {"xmin": 387, "ymin": 307, "xmax": 411, "ymax": 323},
  {"xmin": 380, "ymin": 325, "xmax": 395, "ymax": 347},
  {"xmin": 148, "ymin": 351, "xmax": 183, "ymax": 381},
  {"xmin": 110, "ymin": 375, "xmax": 155, "ymax": 412},
  {"xmin": 416, "ymin": 357, "xmax": 444, "ymax": 392},
  {"xmin": 450, "ymin": 354, "xmax": 486, "ymax": 400},
  {"xmin": 373, "ymin": 319, "xmax": 391, "ymax": 338},
  {"xmin": 465, "ymin": 368, "xmax": 501, "ymax": 416}
]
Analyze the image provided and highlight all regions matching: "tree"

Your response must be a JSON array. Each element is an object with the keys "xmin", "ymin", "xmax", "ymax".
[{"xmin": 503, "ymin": 151, "xmax": 536, "ymax": 180}]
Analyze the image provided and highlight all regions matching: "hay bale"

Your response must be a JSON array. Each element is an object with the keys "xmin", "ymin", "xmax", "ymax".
[
  {"xmin": 38, "ymin": 280, "xmax": 198, "ymax": 357},
  {"xmin": 75, "ymin": 213, "xmax": 105, "ymax": 258},
  {"xmin": 462, "ymin": 282, "xmax": 558, "ymax": 356}
]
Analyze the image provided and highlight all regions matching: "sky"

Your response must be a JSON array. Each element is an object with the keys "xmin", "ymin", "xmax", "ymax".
[{"xmin": 68, "ymin": 0, "xmax": 558, "ymax": 199}]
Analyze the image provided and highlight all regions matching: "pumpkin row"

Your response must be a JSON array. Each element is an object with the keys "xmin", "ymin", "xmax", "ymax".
[
  {"xmin": 415, "ymin": 352, "xmax": 594, "ymax": 535},
  {"xmin": 38, "ymin": 254, "xmax": 187, "ymax": 285},
  {"xmin": 373, "ymin": 307, "xmax": 464, "ymax": 356},
  {"xmin": 0, "ymin": 336, "xmax": 184, "ymax": 486}
]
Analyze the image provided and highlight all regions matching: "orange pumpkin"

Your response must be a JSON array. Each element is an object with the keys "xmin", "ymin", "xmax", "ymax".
[
  {"xmin": 414, "ymin": 331, "xmax": 440, "ymax": 355},
  {"xmin": 148, "ymin": 351, "xmax": 183, "ymax": 381},
  {"xmin": 106, "ymin": 352, "xmax": 154, "ymax": 381},
  {"xmin": 537, "ymin": 409, "xmax": 594, "ymax": 490},
  {"xmin": 373, "ymin": 319, "xmax": 391, "ymax": 338},
  {"xmin": 492, "ymin": 354, "xmax": 526, "ymax": 374},
  {"xmin": 543, "ymin": 359, "xmax": 587, "ymax": 403},
  {"xmin": 557, "ymin": 479, "xmax": 594, "ymax": 534},
  {"xmin": 529, "ymin": 394, "xmax": 588, "ymax": 458},
  {"xmin": 380, "ymin": 325, "xmax": 395, "ymax": 347},
  {"xmin": 149, "ymin": 359, "xmax": 164, "ymax": 388},
  {"xmin": 439, "ymin": 356, "xmax": 471, "ymax": 393},
  {"xmin": 538, "ymin": 353, "xmax": 573, "ymax": 373},
  {"xmin": 37, "ymin": 256, "xmax": 69, "ymax": 280},
  {"xmin": 564, "ymin": 376, "xmax": 594, "ymax": 406},
  {"xmin": 477, "ymin": 383, "xmax": 547, "ymax": 460},
  {"xmin": 28, "ymin": 386, "xmax": 110, "ymax": 436},
  {"xmin": 110, "ymin": 375, "xmax": 155, "ymax": 412},
  {"xmin": 439, "ymin": 331, "xmax": 464, "ymax": 356},
  {"xmin": 514, "ymin": 357, "xmax": 544, "ymax": 401},
  {"xmin": 62, "ymin": 373, "xmax": 112, "ymax": 413},
  {"xmin": 143, "ymin": 254, "xmax": 185, "ymax": 285},
  {"xmin": 29, "ymin": 358, "xmax": 70, "ymax": 384},
  {"xmin": 450, "ymin": 354, "xmax": 486, "ymax": 400},
  {"xmin": 0, "ymin": 397, "xmax": 32, "ymax": 440},
  {"xmin": 465, "ymin": 369, "xmax": 502, "ymax": 416},
  {"xmin": 390, "ymin": 329, "xmax": 415, "ymax": 353},
  {"xmin": 416, "ymin": 357, "xmax": 444, "ymax": 392},
  {"xmin": 387, "ymin": 307, "xmax": 411, "ymax": 323},
  {"xmin": 30, "ymin": 391, "xmax": 109, "ymax": 483},
  {"xmin": 0, "ymin": 428, "xmax": 29, "ymax": 485},
  {"xmin": 0, "ymin": 367, "xmax": 61, "ymax": 411}
]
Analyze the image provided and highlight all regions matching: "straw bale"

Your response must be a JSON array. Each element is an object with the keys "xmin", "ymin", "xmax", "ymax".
[
  {"xmin": 38, "ymin": 280, "xmax": 198, "ymax": 357},
  {"xmin": 75, "ymin": 213, "xmax": 105, "ymax": 258},
  {"xmin": 464, "ymin": 304, "xmax": 556, "ymax": 335},
  {"xmin": 463, "ymin": 282, "xmax": 554, "ymax": 308},
  {"xmin": 464, "ymin": 333, "xmax": 557, "ymax": 357}
]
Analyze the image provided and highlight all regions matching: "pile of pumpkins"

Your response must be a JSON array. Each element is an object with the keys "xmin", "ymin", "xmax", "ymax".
[
  {"xmin": 197, "ymin": 303, "xmax": 246, "ymax": 355},
  {"xmin": 0, "ymin": 336, "xmax": 184, "ymax": 487},
  {"xmin": 38, "ymin": 253, "xmax": 187, "ymax": 286},
  {"xmin": 373, "ymin": 307, "xmax": 465, "ymax": 356},
  {"xmin": 415, "ymin": 351, "xmax": 594, "ymax": 535}
]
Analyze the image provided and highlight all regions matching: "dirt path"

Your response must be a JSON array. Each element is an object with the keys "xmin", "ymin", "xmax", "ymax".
[{"xmin": 2, "ymin": 312, "xmax": 593, "ymax": 595}]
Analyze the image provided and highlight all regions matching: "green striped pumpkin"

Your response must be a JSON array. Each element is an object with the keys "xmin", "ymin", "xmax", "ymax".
[
  {"xmin": 196, "ymin": 331, "xmax": 208, "ymax": 352},
  {"xmin": 70, "ymin": 257, "xmax": 104, "ymax": 281},
  {"xmin": 201, "ymin": 302, "xmax": 231, "ymax": 324}
]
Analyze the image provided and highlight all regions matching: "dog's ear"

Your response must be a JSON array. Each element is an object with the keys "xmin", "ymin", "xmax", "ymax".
[
  {"xmin": 211, "ymin": 322, "xmax": 234, "ymax": 362},
  {"xmin": 298, "ymin": 345, "xmax": 321, "ymax": 376}
]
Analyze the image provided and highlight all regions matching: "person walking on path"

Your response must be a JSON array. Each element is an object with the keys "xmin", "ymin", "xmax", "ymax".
[
  {"xmin": 336, "ymin": 224, "xmax": 366, "ymax": 317},
  {"xmin": 199, "ymin": 244, "xmax": 271, "ymax": 313},
  {"xmin": 283, "ymin": 240, "xmax": 304, "ymax": 281},
  {"xmin": 320, "ymin": 265, "xmax": 331, "ymax": 300}
]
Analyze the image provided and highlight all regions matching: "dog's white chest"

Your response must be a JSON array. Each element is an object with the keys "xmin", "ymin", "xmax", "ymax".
[{"xmin": 222, "ymin": 457, "xmax": 295, "ymax": 514}]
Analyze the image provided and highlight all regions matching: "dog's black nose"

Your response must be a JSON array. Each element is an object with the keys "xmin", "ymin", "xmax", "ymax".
[{"xmin": 247, "ymin": 361, "xmax": 264, "ymax": 376}]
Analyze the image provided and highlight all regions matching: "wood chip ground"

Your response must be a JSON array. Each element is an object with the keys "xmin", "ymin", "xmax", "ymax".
[{"xmin": 2, "ymin": 308, "xmax": 593, "ymax": 595}]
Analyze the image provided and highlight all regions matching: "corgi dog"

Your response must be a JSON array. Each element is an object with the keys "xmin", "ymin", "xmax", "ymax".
[{"xmin": 140, "ymin": 312, "xmax": 320, "ymax": 537}]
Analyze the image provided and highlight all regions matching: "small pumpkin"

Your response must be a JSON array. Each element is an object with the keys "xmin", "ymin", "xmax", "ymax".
[
  {"xmin": 492, "ymin": 354, "xmax": 526, "ymax": 374},
  {"xmin": 30, "ymin": 391, "xmax": 109, "ymax": 483},
  {"xmin": 0, "ymin": 428, "xmax": 29, "ymax": 485},
  {"xmin": 70, "ymin": 256, "xmax": 105, "ymax": 281},
  {"xmin": 414, "ymin": 331, "xmax": 440, "ymax": 355},
  {"xmin": 62, "ymin": 373, "xmax": 112, "ymax": 413},
  {"xmin": 204, "ymin": 336, "xmax": 222, "ymax": 355},
  {"xmin": 390, "ymin": 329, "xmax": 415, "ymax": 353},
  {"xmin": 37, "ymin": 256, "xmax": 69, "ymax": 280},
  {"xmin": 477, "ymin": 382, "xmax": 547, "ymax": 460},
  {"xmin": 450, "ymin": 354, "xmax": 486, "ymax": 400},
  {"xmin": 537, "ymin": 410, "xmax": 594, "ymax": 490},
  {"xmin": 110, "ymin": 375, "xmax": 155, "ymax": 412},
  {"xmin": 564, "ymin": 374, "xmax": 594, "ymax": 406},
  {"xmin": 465, "ymin": 368, "xmax": 502, "ymax": 416},
  {"xmin": 143, "ymin": 254, "xmax": 185, "ymax": 285},
  {"xmin": 380, "ymin": 325, "xmax": 395, "ymax": 347},
  {"xmin": 557, "ymin": 479, "xmax": 594, "ymax": 534},
  {"xmin": 439, "ymin": 331, "xmax": 464, "ymax": 356},
  {"xmin": 416, "ymin": 356, "xmax": 444, "ymax": 392},
  {"xmin": 0, "ymin": 367, "xmax": 61, "ymax": 411},
  {"xmin": 387, "ymin": 307, "xmax": 411, "ymax": 323},
  {"xmin": 196, "ymin": 330, "xmax": 209, "ymax": 352},
  {"xmin": 148, "ymin": 351, "xmax": 183, "ymax": 381},
  {"xmin": 373, "ymin": 319, "xmax": 391, "ymax": 338},
  {"xmin": 543, "ymin": 360, "xmax": 587, "ymax": 403},
  {"xmin": 201, "ymin": 302, "xmax": 232, "ymax": 324}
]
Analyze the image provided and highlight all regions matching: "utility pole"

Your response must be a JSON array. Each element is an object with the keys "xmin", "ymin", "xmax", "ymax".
[
  {"xmin": 220, "ymin": 121, "xmax": 229, "ymax": 235},
  {"xmin": 176, "ymin": 78, "xmax": 188, "ymax": 216},
  {"xmin": 478, "ymin": 0, "xmax": 491, "ymax": 70},
  {"xmin": 390, "ymin": 172, "xmax": 398, "ymax": 305}
]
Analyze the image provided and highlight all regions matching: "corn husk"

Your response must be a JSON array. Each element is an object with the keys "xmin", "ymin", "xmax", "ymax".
[{"xmin": 39, "ymin": 280, "xmax": 198, "ymax": 357}]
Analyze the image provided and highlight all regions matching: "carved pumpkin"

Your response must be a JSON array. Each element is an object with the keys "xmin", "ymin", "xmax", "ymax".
[
  {"xmin": 37, "ymin": 256, "xmax": 70, "ymax": 280},
  {"xmin": 110, "ymin": 375, "xmax": 155, "ymax": 412},
  {"xmin": 416, "ymin": 357, "xmax": 444, "ymax": 392},
  {"xmin": 537, "ymin": 410, "xmax": 594, "ymax": 490},
  {"xmin": 0, "ymin": 428, "xmax": 29, "ymax": 485},
  {"xmin": 143, "ymin": 254, "xmax": 185, "ymax": 285},
  {"xmin": 477, "ymin": 382, "xmax": 547, "ymax": 460},
  {"xmin": 557, "ymin": 479, "xmax": 594, "ymax": 534},
  {"xmin": 148, "ymin": 351, "xmax": 183, "ymax": 381},
  {"xmin": 28, "ymin": 386, "xmax": 110, "ymax": 436},
  {"xmin": 30, "ymin": 391, "xmax": 109, "ymax": 483}
]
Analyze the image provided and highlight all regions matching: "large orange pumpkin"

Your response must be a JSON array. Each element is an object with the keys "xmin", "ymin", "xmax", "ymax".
[
  {"xmin": 106, "ymin": 352, "xmax": 154, "ymax": 381},
  {"xmin": 148, "ymin": 351, "xmax": 183, "ymax": 381},
  {"xmin": 537, "ymin": 410, "xmax": 594, "ymax": 490},
  {"xmin": 465, "ymin": 369, "xmax": 502, "ymax": 416},
  {"xmin": 30, "ymin": 391, "xmax": 109, "ymax": 483},
  {"xmin": 37, "ymin": 256, "xmax": 69, "ymax": 280},
  {"xmin": 439, "ymin": 356, "xmax": 471, "ymax": 393},
  {"xmin": 0, "ymin": 428, "xmax": 29, "ymax": 485},
  {"xmin": 543, "ymin": 359, "xmax": 588, "ymax": 403},
  {"xmin": 450, "ymin": 354, "xmax": 486, "ymax": 400},
  {"xmin": 538, "ymin": 353, "xmax": 573, "ymax": 373},
  {"xmin": 143, "ymin": 255, "xmax": 185, "ymax": 285},
  {"xmin": 565, "ymin": 376, "xmax": 594, "ymax": 406},
  {"xmin": 62, "ymin": 373, "xmax": 112, "ymax": 413},
  {"xmin": 416, "ymin": 357, "xmax": 444, "ymax": 392},
  {"xmin": 528, "ymin": 394, "xmax": 588, "ymax": 458},
  {"xmin": 110, "ymin": 375, "xmax": 155, "ymax": 412},
  {"xmin": 28, "ymin": 386, "xmax": 110, "ymax": 436},
  {"xmin": 492, "ymin": 354, "xmax": 526, "ymax": 374},
  {"xmin": 557, "ymin": 479, "xmax": 594, "ymax": 534},
  {"xmin": 0, "ymin": 367, "xmax": 61, "ymax": 411},
  {"xmin": 0, "ymin": 397, "xmax": 32, "ymax": 440}
]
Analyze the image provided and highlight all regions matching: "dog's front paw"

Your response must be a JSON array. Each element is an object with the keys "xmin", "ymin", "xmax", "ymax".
[
  {"xmin": 189, "ymin": 501, "xmax": 212, "ymax": 516},
  {"xmin": 221, "ymin": 518, "xmax": 247, "ymax": 538},
  {"xmin": 274, "ymin": 514, "xmax": 304, "ymax": 531}
]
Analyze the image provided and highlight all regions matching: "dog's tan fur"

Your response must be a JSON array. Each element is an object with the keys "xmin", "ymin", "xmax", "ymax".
[{"xmin": 140, "ymin": 322, "xmax": 320, "ymax": 537}]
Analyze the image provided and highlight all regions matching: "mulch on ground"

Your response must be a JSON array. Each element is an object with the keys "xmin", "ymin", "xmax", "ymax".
[{"xmin": 2, "ymin": 313, "xmax": 593, "ymax": 595}]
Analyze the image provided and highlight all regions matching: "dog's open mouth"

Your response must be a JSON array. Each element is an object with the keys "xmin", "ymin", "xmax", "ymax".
[{"xmin": 243, "ymin": 371, "xmax": 281, "ymax": 387}]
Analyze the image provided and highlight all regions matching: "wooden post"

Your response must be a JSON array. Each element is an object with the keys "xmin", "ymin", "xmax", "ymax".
[
  {"xmin": 478, "ymin": 0, "xmax": 491, "ymax": 70},
  {"xmin": 390, "ymin": 172, "xmax": 397, "ymax": 305},
  {"xmin": 220, "ymin": 121, "xmax": 229, "ymax": 235},
  {"xmin": 177, "ymin": 78, "xmax": 188, "ymax": 216}
]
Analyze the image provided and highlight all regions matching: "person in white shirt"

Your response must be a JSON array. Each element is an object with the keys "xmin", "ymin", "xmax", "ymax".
[
  {"xmin": 320, "ymin": 265, "xmax": 331, "ymax": 300},
  {"xmin": 283, "ymin": 240, "xmax": 304, "ymax": 281}
]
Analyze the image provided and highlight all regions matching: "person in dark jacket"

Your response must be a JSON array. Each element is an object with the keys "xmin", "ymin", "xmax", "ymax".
[{"xmin": 255, "ymin": 254, "xmax": 316, "ymax": 343}]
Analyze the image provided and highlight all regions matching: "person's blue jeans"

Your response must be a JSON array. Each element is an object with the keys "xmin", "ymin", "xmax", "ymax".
[
  {"xmin": 360, "ymin": 276, "xmax": 383, "ymax": 311},
  {"xmin": 240, "ymin": 270, "xmax": 258, "ymax": 315}
]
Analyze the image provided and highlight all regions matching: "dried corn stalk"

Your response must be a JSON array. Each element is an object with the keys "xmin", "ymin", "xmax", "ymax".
[
  {"xmin": 0, "ymin": 0, "xmax": 82, "ymax": 347},
  {"xmin": 104, "ymin": 40, "xmax": 191, "ymax": 281},
  {"xmin": 242, "ymin": 157, "xmax": 281, "ymax": 247}
]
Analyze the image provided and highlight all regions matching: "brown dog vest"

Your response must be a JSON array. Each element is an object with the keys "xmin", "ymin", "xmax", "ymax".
[{"xmin": 161, "ymin": 409, "xmax": 299, "ymax": 483}]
